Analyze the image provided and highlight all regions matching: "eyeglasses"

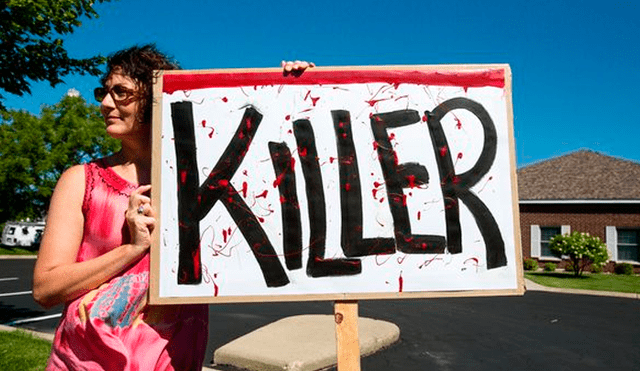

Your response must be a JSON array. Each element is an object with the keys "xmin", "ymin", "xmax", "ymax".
[{"xmin": 94, "ymin": 85, "xmax": 139, "ymax": 104}]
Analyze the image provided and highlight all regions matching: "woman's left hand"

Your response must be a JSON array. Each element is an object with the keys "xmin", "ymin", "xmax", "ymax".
[{"xmin": 281, "ymin": 60, "xmax": 315, "ymax": 76}]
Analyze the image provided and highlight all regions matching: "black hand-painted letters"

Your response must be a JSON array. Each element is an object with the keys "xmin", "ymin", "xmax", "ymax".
[{"xmin": 170, "ymin": 97, "xmax": 508, "ymax": 287}]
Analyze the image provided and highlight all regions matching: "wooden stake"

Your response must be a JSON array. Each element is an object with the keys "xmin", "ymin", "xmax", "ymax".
[{"xmin": 334, "ymin": 300, "xmax": 361, "ymax": 371}]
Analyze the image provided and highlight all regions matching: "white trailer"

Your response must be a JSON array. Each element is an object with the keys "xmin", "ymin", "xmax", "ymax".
[{"xmin": 1, "ymin": 221, "xmax": 45, "ymax": 247}]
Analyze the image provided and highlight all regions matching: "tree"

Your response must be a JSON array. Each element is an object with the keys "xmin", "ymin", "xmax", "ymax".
[
  {"xmin": 548, "ymin": 231, "xmax": 609, "ymax": 277},
  {"xmin": 0, "ymin": 0, "xmax": 112, "ymax": 110},
  {"xmin": 0, "ymin": 94, "xmax": 120, "ymax": 222}
]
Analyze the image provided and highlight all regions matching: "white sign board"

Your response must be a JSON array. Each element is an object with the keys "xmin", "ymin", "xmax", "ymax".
[{"xmin": 150, "ymin": 65, "xmax": 523, "ymax": 304}]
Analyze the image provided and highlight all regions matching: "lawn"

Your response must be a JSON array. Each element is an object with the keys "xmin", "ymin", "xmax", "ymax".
[
  {"xmin": 525, "ymin": 272, "xmax": 640, "ymax": 294},
  {"xmin": 0, "ymin": 330, "xmax": 51, "ymax": 371},
  {"xmin": 0, "ymin": 245, "xmax": 37, "ymax": 255}
]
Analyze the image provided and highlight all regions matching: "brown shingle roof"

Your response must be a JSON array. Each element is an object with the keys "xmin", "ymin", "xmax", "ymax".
[{"xmin": 517, "ymin": 150, "xmax": 640, "ymax": 200}]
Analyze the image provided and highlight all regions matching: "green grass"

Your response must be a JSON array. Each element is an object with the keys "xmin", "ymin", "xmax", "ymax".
[
  {"xmin": 0, "ymin": 330, "xmax": 51, "ymax": 371},
  {"xmin": 0, "ymin": 246, "xmax": 37, "ymax": 255},
  {"xmin": 525, "ymin": 272, "xmax": 640, "ymax": 294}
]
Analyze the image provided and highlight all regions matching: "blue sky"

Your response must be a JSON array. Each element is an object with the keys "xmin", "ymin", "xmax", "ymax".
[{"xmin": 4, "ymin": 0, "xmax": 639, "ymax": 167}]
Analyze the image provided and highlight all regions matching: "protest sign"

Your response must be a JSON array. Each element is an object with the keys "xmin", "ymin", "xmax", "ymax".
[{"xmin": 149, "ymin": 65, "xmax": 523, "ymax": 304}]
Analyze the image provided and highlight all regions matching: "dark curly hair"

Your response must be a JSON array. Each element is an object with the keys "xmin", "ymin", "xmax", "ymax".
[{"xmin": 100, "ymin": 44, "xmax": 179, "ymax": 124}]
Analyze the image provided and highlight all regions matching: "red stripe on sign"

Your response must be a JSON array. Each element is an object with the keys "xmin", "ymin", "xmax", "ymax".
[{"xmin": 162, "ymin": 68, "xmax": 505, "ymax": 94}]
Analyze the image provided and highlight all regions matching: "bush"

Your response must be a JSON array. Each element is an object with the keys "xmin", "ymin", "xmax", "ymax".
[
  {"xmin": 614, "ymin": 263, "xmax": 634, "ymax": 275},
  {"xmin": 549, "ymin": 231, "xmax": 609, "ymax": 277},
  {"xmin": 523, "ymin": 258, "xmax": 538, "ymax": 271},
  {"xmin": 543, "ymin": 262, "xmax": 557, "ymax": 272},
  {"xmin": 564, "ymin": 262, "xmax": 575, "ymax": 272},
  {"xmin": 590, "ymin": 264, "xmax": 603, "ymax": 274}
]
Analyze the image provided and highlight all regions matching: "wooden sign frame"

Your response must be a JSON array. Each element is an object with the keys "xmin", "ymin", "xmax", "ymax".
[{"xmin": 149, "ymin": 64, "xmax": 524, "ymax": 305}]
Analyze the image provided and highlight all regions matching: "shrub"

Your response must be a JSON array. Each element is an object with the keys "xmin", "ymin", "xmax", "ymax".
[
  {"xmin": 590, "ymin": 263, "xmax": 603, "ymax": 274},
  {"xmin": 614, "ymin": 263, "xmax": 634, "ymax": 275},
  {"xmin": 549, "ymin": 232, "xmax": 609, "ymax": 277},
  {"xmin": 523, "ymin": 258, "xmax": 538, "ymax": 271},
  {"xmin": 543, "ymin": 262, "xmax": 557, "ymax": 272},
  {"xmin": 564, "ymin": 262, "xmax": 574, "ymax": 272}
]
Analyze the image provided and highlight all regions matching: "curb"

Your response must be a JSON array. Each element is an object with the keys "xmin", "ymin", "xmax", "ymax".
[
  {"xmin": 0, "ymin": 323, "xmax": 54, "ymax": 342},
  {"xmin": 524, "ymin": 278, "xmax": 639, "ymax": 299},
  {"xmin": 0, "ymin": 254, "xmax": 38, "ymax": 259}
]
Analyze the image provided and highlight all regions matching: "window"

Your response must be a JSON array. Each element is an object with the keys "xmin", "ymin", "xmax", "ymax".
[
  {"xmin": 617, "ymin": 229, "xmax": 639, "ymax": 262},
  {"xmin": 7, "ymin": 227, "xmax": 15, "ymax": 235},
  {"xmin": 540, "ymin": 227, "xmax": 561, "ymax": 258},
  {"xmin": 531, "ymin": 225, "xmax": 569, "ymax": 259}
]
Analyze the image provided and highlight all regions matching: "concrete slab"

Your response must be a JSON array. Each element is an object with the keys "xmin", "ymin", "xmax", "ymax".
[{"xmin": 213, "ymin": 315, "xmax": 400, "ymax": 371}]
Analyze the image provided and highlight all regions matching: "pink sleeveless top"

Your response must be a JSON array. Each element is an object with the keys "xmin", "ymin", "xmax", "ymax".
[{"xmin": 47, "ymin": 160, "xmax": 208, "ymax": 371}]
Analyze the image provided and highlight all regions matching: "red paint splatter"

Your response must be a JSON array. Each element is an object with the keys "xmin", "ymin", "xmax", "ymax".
[
  {"xmin": 243, "ymin": 170, "xmax": 248, "ymax": 176},
  {"xmin": 457, "ymin": 152, "xmax": 463, "ymax": 160},
  {"xmin": 180, "ymin": 170, "xmax": 187, "ymax": 184},
  {"xmin": 440, "ymin": 146, "xmax": 448, "ymax": 157},
  {"xmin": 304, "ymin": 90, "xmax": 320, "ymax": 106},
  {"xmin": 273, "ymin": 172, "xmax": 286, "ymax": 188},
  {"xmin": 201, "ymin": 120, "xmax": 206, "ymax": 127},
  {"xmin": 222, "ymin": 229, "xmax": 228, "ymax": 243},
  {"xmin": 379, "ymin": 197, "xmax": 385, "ymax": 203},
  {"xmin": 365, "ymin": 97, "xmax": 391, "ymax": 107},
  {"xmin": 342, "ymin": 133, "xmax": 347, "ymax": 139},
  {"xmin": 280, "ymin": 195, "xmax": 287, "ymax": 204},
  {"xmin": 258, "ymin": 216, "xmax": 265, "ymax": 223},
  {"xmin": 422, "ymin": 115, "xmax": 427, "ymax": 122},
  {"xmin": 208, "ymin": 128, "xmax": 215, "ymax": 138},
  {"xmin": 402, "ymin": 194, "xmax": 407, "ymax": 206},
  {"xmin": 256, "ymin": 190, "xmax": 268, "ymax": 198},
  {"xmin": 372, "ymin": 189, "xmax": 378, "ymax": 199},
  {"xmin": 222, "ymin": 97, "xmax": 228, "ymax": 102},
  {"xmin": 287, "ymin": 129, "xmax": 293, "ymax": 134},
  {"xmin": 453, "ymin": 176, "xmax": 461, "ymax": 185},
  {"xmin": 455, "ymin": 117, "xmax": 462, "ymax": 129},
  {"xmin": 398, "ymin": 272, "xmax": 404, "ymax": 293},
  {"xmin": 218, "ymin": 179, "xmax": 229, "ymax": 187},
  {"xmin": 417, "ymin": 211, "xmax": 421, "ymax": 220},
  {"xmin": 299, "ymin": 147, "xmax": 308, "ymax": 157},
  {"xmin": 373, "ymin": 141, "xmax": 378, "ymax": 150},
  {"xmin": 329, "ymin": 157, "xmax": 337, "ymax": 164},
  {"xmin": 285, "ymin": 115, "xmax": 291, "ymax": 121},
  {"xmin": 345, "ymin": 183, "xmax": 351, "ymax": 191},
  {"xmin": 241, "ymin": 181, "xmax": 248, "ymax": 198},
  {"xmin": 388, "ymin": 133, "xmax": 395, "ymax": 141},
  {"xmin": 407, "ymin": 174, "xmax": 416, "ymax": 188}
]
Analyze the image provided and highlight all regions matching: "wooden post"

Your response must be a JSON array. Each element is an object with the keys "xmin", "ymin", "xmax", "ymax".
[{"xmin": 334, "ymin": 300, "xmax": 361, "ymax": 371}]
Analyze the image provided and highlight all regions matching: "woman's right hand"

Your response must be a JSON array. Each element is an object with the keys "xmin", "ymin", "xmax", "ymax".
[{"xmin": 126, "ymin": 184, "xmax": 156, "ymax": 252}]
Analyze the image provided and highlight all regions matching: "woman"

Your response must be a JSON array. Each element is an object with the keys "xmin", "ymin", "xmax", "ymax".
[{"xmin": 33, "ymin": 44, "xmax": 312, "ymax": 370}]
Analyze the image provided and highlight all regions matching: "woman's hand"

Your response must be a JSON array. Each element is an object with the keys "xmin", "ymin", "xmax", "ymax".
[
  {"xmin": 281, "ymin": 60, "xmax": 315, "ymax": 76},
  {"xmin": 126, "ymin": 184, "xmax": 156, "ymax": 252}
]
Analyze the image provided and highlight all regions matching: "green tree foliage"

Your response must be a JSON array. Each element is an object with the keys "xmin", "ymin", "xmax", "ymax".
[
  {"xmin": 0, "ymin": 95, "xmax": 119, "ymax": 222},
  {"xmin": 0, "ymin": 0, "xmax": 112, "ymax": 110},
  {"xmin": 549, "ymin": 231, "xmax": 609, "ymax": 277}
]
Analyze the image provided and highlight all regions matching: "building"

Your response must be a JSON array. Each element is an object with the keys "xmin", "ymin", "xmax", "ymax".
[{"xmin": 518, "ymin": 150, "xmax": 640, "ymax": 273}]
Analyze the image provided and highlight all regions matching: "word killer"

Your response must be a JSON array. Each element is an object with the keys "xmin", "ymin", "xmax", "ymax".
[{"xmin": 170, "ymin": 97, "xmax": 507, "ymax": 287}]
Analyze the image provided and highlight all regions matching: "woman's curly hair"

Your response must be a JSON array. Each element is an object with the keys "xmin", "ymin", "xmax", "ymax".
[{"xmin": 101, "ymin": 44, "xmax": 179, "ymax": 124}]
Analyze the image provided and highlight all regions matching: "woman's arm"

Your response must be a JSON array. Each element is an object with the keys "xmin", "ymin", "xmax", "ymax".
[{"xmin": 33, "ymin": 165, "xmax": 155, "ymax": 309}]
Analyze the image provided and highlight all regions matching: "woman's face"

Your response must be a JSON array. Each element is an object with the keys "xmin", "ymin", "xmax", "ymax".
[{"xmin": 100, "ymin": 70, "xmax": 145, "ymax": 140}]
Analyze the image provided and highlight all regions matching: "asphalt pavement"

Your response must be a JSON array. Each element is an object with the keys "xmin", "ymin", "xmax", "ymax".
[{"xmin": 2, "ymin": 257, "xmax": 639, "ymax": 370}]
